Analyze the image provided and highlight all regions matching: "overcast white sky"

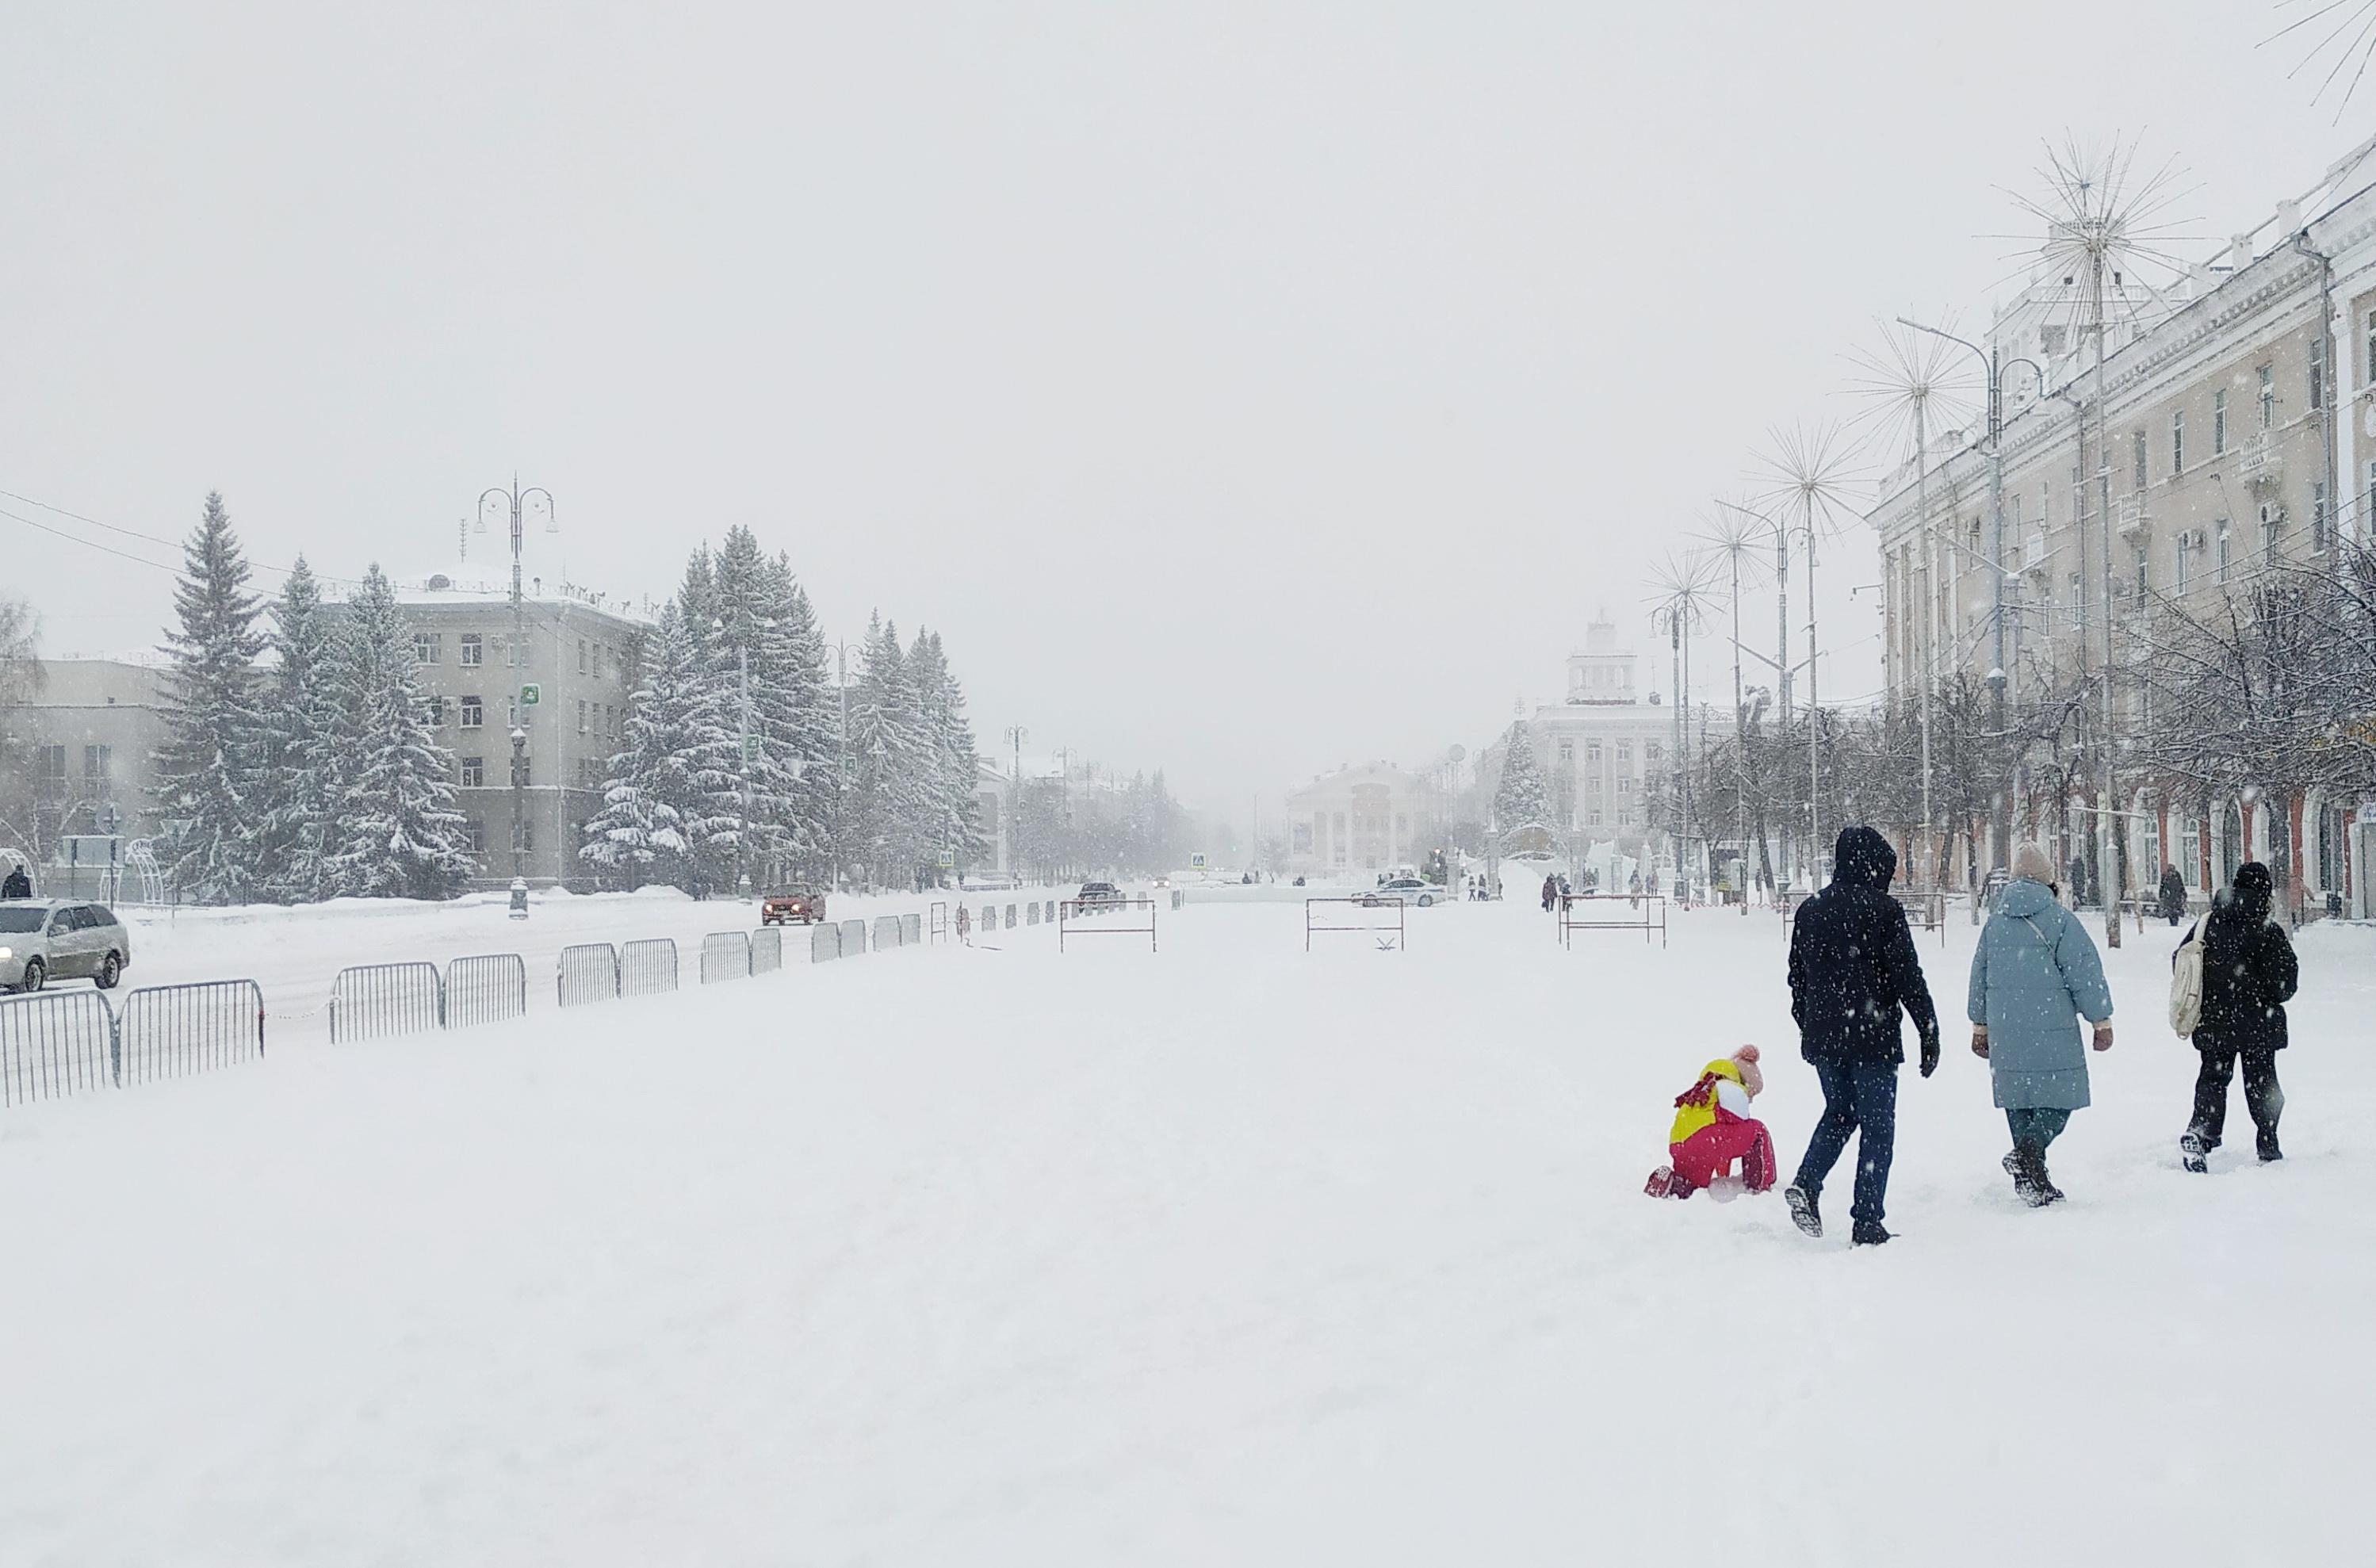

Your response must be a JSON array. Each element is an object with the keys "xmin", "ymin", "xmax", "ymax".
[{"xmin": 3, "ymin": 2, "xmax": 2366, "ymax": 817}]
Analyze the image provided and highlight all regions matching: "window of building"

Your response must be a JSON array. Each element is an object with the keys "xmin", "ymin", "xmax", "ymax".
[
  {"xmin": 460, "ymin": 695, "xmax": 483, "ymax": 729},
  {"xmin": 518, "ymin": 755, "xmax": 532, "ymax": 788},
  {"xmin": 1616, "ymin": 743, "xmax": 1632, "ymax": 763},
  {"xmin": 2313, "ymin": 482, "xmax": 2332, "ymax": 552},
  {"xmin": 426, "ymin": 695, "xmax": 447, "ymax": 726},
  {"xmin": 464, "ymin": 819, "xmax": 484, "ymax": 855},
  {"xmin": 2180, "ymin": 816, "xmax": 2202, "ymax": 884},
  {"xmin": 2260, "ymin": 503, "xmax": 2281, "ymax": 559},
  {"xmin": 507, "ymin": 696, "xmax": 518, "ymax": 727},
  {"xmin": 2216, "ymin": 519, "xmax": 2232, "ymax": 582},
  {"xmin": 460, "ymin": 756, "xmax": 484, "ymax": 787},
  {"xmin": 1588, "ymin": 810, "xmax": 1603, "ymax": 827},
  {"xmin": 577, "ymin": 756, "xmax": 600, "ymax": 788},
  {"xmin": 576, "ymin": 698, "xmax": 587, "ymax": 735},
  {"xmin": 1557, "ymin": 737, "xmax": 1574, "ymax": 762},
  {"xmin": 1617, "ymin": 775, "xmax": 1634, "ymax": 794},
  {"xmin": 2039, "ymin": 324, "xmax": 2067, "ymax": 357},
  {"xmin": 1586, "ymin": 741, "xmax": 1602, "ymax": 763},
  {"xmin": 1618, "ymin": 810, "xmax": 1635, "ymax": 828},
  {"xmin": 2171, "ymin": 409, "xmax": 2185, "ymax": 472},
  {"xmin": 413, "ymin": 631, "xmax": 441, "ymax": 665},
  {"xmin": 1645, "ymin": 742, "xmax": 1662, "ymax": 763},
  {"xmin": 2310, "ymin": 336, "xmax": 2327, "ymax": 411},
  {"xmin": 459, "ymin": 633, "xmax": 483, "ymax": 667},
  {"xmin": 2258, "ymin": 364, "xmax": 2275, "ymax": 429},
  {"xmin": 36, "ymin": 744, "xmax": 65, "ymax": 799},
  {"xmin": 577, "ymin": 638, "xmax": 588, "ymax": 675},
  {"xmin": 2068, "ymin": 572, "xmax": 2084, "ymax": 631},
  {"xmin": 518, "ymin": 817, "xmax": 535, "ymax": 853},
  {"xmin": 2365, "ymin": 309, "xmax": 2375, "ymax": 382},
  {"xmin": 83, "ymin": 744, "xmax": 111, "ymax": 790},
  {"xmin": 2213, "ymin": 388, "xmax": 2227, "ymax": 454},
  {"xmin": 2175, "ymin": 534, "xmax": 2192, "ymax": 597},
  {"xmin": 506, "ymin": 636, "xmax": 525, "ymax": 669},
  {"xmin": 2131, "ymin": 429, "xmax": 2148, "ymax": 489},
  {"xmin": 2133, "ymin": 543, "xmax": 2149, "ymax": 600},
  {"xmin": 594, "ymin": 644, "xmax": 606, "ymax": 679},
  {"xmin": 605, "ymin": 703, "xmax": 617, "ymax": 738}
]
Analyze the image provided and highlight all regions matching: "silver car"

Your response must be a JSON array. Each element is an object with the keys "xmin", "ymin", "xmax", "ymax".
[{"xmin": 0, "ymin": 899, "xmax": 133, "ymax": 992}]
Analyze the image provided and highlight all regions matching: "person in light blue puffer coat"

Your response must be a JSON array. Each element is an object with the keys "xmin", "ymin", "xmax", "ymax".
[{"xmin": 1968, "ymin": 843, "xmax": 2115, "ymax": 1207}]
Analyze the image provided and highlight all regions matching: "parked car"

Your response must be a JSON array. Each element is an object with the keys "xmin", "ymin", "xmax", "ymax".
[
  {"xmin": 0, "ymin": 899, "xmax": 133, "ymax": 992},
  {"xmin": 1361, "ymin": 878, "xmax": 1441, "ymax": 909},
  {"xmin": 759, "ymin": 886, "xmax": 828, "ymax": 926},
  {"xmin": 1074, "ymin": 880, "xmax": 1125, "ymax": 912}
]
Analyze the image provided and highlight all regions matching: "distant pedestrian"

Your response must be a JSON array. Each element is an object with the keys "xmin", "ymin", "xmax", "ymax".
[
  {"xmin": 1968, "ymin": 843, "xmax": 2114, "ymax": 1207},
  {"xmin": 0, "ymin": 860, "xmax": 29, "ymax": 901},
  {"xmin": 2179, "ymin": 862, "xmax": 2298, "ymax": 1172},
  {"xmin": 1781, "ymin": 825, "xmax": 1942, "ymax": 1247},
  {"xmin": 955, "ymin": 904, "xmax": 973, "ymax": 945},
  {"xmin": 1541, "ymin": 873, "xmax": 1558, "ymax": 913},
  {"xmin": 2157, "ymin": 863, "xmax": 2187, "ymax": 926}
]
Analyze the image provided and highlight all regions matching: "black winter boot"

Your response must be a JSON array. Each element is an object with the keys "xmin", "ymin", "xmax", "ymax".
[
  {"xmin": 2256, "ymin": 1130, "xmax": 2283, "ymax": 1163},
  {"xmin": 1784, "ymin": 1184, "xmax": 1821, "ymax": 1238},
  {"xmin": 2179, "ymin": 1130, "xmax": 2210, "ymax": 1175},
  {"xmin": 2014, "ymin": 1141, "xmax": 2063, "ymax": 1207},
  {"xmin": 1851, "ymin": 1221, "xmax": 1892, "ymax": 1246}
]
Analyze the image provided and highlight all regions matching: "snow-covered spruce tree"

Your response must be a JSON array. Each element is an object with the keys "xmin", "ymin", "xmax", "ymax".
[
  {"xmin": 906, "ymin": 628, "xmax": 985, "ymax": 882},
  {"xmin": 254, "ymin": 557, "xmax": 342, "ymax": 901},
  {"xmin": 1491, "ymin": 721, "xmax": 1549, "ymax": 835},
  {"xmin": 760, "ymin": 552, "xmax": 838, "ymax": 876},
  {"xmin": 153, "ymin": 491, "xmax": 270, "ymax": 904},
  {"xmin": 843, "ymin": 613, "xmax": 932, "ymax": 889},
  {"xmin": 583, "ymin": 604, "xmax": 701, "ymax": 889},
  {"xmin": 322, "ymin": 564, "xmax": 475, "ymax": 900},
  {"xmin": 668, "ymin": 548, "xmax": 747, "ymax": 893}
]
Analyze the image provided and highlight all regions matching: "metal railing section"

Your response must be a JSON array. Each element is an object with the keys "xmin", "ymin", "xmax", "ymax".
[
  {"xmin": 0, "ymin": 989, "xmax": 118, "ymax": 1105},
  {"xmin": 701, "ymin": 931, "xmax": 752, "ymax": 985},
  {"xmin": 117, "ymin": 979, "xmax": 265, "ymax": 1084},
  {"xmin": 751, "ymin": 926, "xmax": 783, "ymax": 975},
  {"xmin": 557, "ymin": 943, "xmax": 621, "ymax": 1008},
  {"xmin": 329, "ymin": 962, "xmax": 446, "ymax": 1042},
  {"xmin": 621, "ymin": 938, "xmax": 679, "ymax": 997},
  {"xmin": 446, "ymin": 954, "xmax": 529, "ymax": 1029}
]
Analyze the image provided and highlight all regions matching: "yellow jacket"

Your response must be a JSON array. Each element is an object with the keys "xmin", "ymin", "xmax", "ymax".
[{"xmin": 1668, "ymin": 1058, "xmax": 1746, "ymax": 1145}]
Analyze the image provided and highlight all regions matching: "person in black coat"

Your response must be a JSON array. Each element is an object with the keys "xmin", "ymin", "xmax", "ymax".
[
  {"xmin": 2179, "ymin": 862, "xmax": 2298, "ymax": 1169},
  {"xmin": 0, "ymin": 861, "xmax": 29, "ymax": 901},
  {"xmin": 1781, "ymin": 824, "xmax": 1942, "ymax": 1246},
  {"xmin": 2157, "ymin": 863, "xmax": 2187, "ymax": 926}
]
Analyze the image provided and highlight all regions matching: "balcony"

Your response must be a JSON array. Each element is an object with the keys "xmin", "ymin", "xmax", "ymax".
[
  {"xmin": 2116, "ymin": 492, "xmax": 2150, "ymax": 538},
  {"xmin": 2237, "ymin": 429, "xmax": 2282, "ymax": 488}
]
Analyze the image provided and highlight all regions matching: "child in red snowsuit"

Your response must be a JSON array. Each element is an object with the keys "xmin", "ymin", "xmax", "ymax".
[{"xmin": 1646, "ymin": 1045, "xmax": 1776, "ymax": 1198}]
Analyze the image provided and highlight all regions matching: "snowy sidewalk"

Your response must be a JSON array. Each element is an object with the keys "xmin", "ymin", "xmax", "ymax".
[{"xmin": 2, "ymin": 900, "xmax": 2368, "ymax": 1565}]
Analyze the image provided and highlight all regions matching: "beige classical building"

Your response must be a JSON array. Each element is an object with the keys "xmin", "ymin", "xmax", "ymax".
[
  {"xmin": 1871, "ymin": 134, "xmax": 2376, "ymax": 916},
  {"xmin": 1284, "ymin": 762, "xmax": 1440, "ymax": 878},
  {"xmin": 1477, "ymin": 615, "xmax": 1694, "ymax": 846}
]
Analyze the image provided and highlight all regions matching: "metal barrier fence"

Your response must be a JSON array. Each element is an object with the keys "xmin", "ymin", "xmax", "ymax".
[
  {"xmin": 1003, "ymin": 904, "xmax": 1016, "ymax": 930},
  {"xmin": 840, "ymin": 919, "xmax": 867, "ymax": 957},
  {"xmin": 0, "ymin": 989, "xmax": 118, "ymax": 1106},
  {"xmin": 622, "ymin": 937, "xmax": 679, "ymax": 996},
  {"xmin": 1895, "ymin": 889, "xmax": 1949, "ymax": 945},
  {"xmin": 1027, "ymin": 901, "xmax": 1039, "ymax": 926},
  {"xmin": 558, "ymin": 943, "xmax": 621, "ymax": 1007},
  {"xmin": 446, "ymin": 954, "xmax": 529, "ymax": 1029},
  {"xmin": 752, "ymin": 926, "xmax": 783, "ymax": 974},
  {"xmin": 1305, "ymin": 896, "xmax": 1405, "ymax": 951},
  {"xmin": 1045, "ymin": 899, "xmax": 1056, "ymax": 924},
  {"xmin": 872, "ymin": 915, "xmax": 901, "ymax": 950},
  {"xmin": 330, "ymin": 962, "xmax": 445, "ymax": 1042},
  {"xmin": 702, "ymin": 931, "xmax": 752, "ymax": 984},
  {"xmin": 928, "ymin": 902, "xmax": 949, "ymax": 943},
  {"xmin": 1059, "ymin": 897, "xmax": 1159, "ymax": 952},
  {"xmin": 810, "ymin": 922, "xmax": 841, "ymax": 962},
  {"xmin": 1559, "ymin": 893, "xmax": 1668, "ymax": 949},
  {"xmin": 117, "ymin": 979, "xmax": 265, "ymax": 1085},
  {"xmin": 901, "ymin": 913, "xmax": 921, "ymax": 945}
]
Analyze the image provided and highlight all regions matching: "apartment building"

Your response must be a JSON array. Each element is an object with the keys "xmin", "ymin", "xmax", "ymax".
[
  {"xmin": 1871, "ymin": 136, "xmax": 2376, "ymax": 916},
  {"xmin": 365, "ymin": 563, "xmax": 650, "ymax": 889},
  {"xmin": 0, "ymin": 657, "xmax": 170, "ymax": 878}
]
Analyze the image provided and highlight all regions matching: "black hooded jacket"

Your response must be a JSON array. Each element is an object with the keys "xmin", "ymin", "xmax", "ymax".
[
  {"xmin": 1787, "ymin": 825, "xmax": 1940, "ymax": 1067},
  {"xmin": 2190, "ymin": 862, "xmax": 2298, "ymax": 1054},
  {"xmin": 0, "ymin": 864, "xmax": 29, "ymax": 900}
]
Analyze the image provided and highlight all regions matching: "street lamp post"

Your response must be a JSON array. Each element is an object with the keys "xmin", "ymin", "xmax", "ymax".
[
  {"xmin": 478, "ymin": 479, "xmax": 555, "ymax": 888},
  {"xmin": 1003, "ymin": 725, "xmax": 1027, "ymax": 881}
]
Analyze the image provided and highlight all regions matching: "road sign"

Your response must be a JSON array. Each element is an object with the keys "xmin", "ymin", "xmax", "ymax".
[
  {"xmin": 1190, "ymin": 851, "xmax": 1207, "ymax": 870},
  {"xmin": 938, "ymin": 850, "xmax": 956, "ymax": 869},
  {"xmin": 743, "ymin": 735, "xmax": 762, "ymax": 760},
  {"xmin": 519, "ymin": 683, "xmax": 541, "ymax": 706}
]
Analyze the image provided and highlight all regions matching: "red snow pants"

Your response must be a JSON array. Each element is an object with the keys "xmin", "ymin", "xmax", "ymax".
[{"xmin": 1669, "ymin": 1111, "xmax": 1776, "ymax": 1194}]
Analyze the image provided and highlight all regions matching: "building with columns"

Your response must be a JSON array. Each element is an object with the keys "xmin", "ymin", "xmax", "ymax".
[{"xmin": 1870, "ymin": 134, "xmax": 2376, "ymax": 918}]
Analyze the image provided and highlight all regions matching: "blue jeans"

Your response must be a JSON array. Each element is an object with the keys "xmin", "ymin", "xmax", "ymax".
[{"xmin": 1793, "ymin": 1059, "xmax": 1898, "ymax": 1227}]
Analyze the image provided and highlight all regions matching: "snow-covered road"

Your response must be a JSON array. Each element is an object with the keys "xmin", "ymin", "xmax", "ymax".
[{"xmin": 3, "ymin": 897, "xmax": 2368, "ymax": 1565}]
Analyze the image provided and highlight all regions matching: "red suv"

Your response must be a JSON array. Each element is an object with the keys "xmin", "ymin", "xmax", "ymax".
[{"xmin": 760, "ymin": 886, "xmax": 827, "ymax": 926}]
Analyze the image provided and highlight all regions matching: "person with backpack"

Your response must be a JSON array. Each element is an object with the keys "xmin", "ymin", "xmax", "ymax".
[
  {"xmin": 0, "ymin": 859, "xmax": 29, "ymax": 901},
  {"xmin": 1967, "ymin": 843, "xmax": 2114, "ymax": 1207},
  {"xmin": 2174, "ymin": 862, "xmax": 2298, "ymax": 1172},
  {"xmin": 2156, "ymin": 863, "xmax": 2187, "ymax": 926},
  {"xmin": 1781, "ymin": 825, "xmax": 1942, "ymax": 1246}
]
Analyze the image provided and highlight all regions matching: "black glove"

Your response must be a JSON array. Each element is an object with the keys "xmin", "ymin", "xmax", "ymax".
[{"xmin": 1919, "ymin": 1033, "xmax": 1941, "ymax": 1079}]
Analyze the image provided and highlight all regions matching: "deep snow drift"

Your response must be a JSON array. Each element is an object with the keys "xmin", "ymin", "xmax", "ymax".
[{"xmin": 2, "ymin": 897, "xmax": 2369, "ymax": 1565}]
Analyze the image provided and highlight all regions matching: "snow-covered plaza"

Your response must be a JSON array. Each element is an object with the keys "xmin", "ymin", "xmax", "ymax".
[{"xmin": 4, "ymin": 895, "xmax": 2368, "ymax": 1565}]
